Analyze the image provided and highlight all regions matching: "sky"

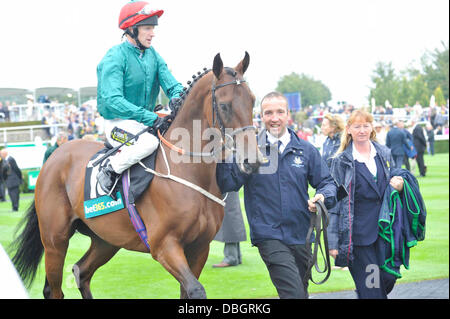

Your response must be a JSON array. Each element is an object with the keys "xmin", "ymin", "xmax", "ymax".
[{"xmin": 0, "ymin": 0, "xmax": 448, "ymax": 106}]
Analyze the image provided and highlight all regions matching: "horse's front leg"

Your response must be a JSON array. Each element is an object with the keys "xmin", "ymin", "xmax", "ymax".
[
  {"xmin": 180, "ymin": 243, "xmax": 210, "ymax": 299},
  {"xmin": 154, "ymin": 239, "xmax": 206, "ymax": 299}
]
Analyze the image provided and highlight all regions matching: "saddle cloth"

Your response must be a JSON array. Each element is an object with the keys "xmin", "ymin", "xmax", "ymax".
[{"xmin": 83, "ymin": 146, "xmax": 156, "ymax": 219}]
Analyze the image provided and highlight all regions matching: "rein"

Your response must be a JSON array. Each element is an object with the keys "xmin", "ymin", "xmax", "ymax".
[{"xmin": 304, "ymin": 200, "xmax": 332, "ymax": 285}]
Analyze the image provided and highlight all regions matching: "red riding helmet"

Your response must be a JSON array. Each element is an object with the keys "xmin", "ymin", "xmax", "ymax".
[{"xmin": 119, "ymin": 1, "xmax": 164, "ymax": 30}]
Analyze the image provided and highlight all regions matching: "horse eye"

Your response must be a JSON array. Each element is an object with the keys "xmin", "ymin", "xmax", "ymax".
[{"xmin": 220, "ymin": 103, "xmax": 231, "ymax": 111}]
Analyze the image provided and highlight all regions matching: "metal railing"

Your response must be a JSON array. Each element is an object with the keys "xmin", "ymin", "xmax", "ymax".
[{"xmin": 0, "ymin": 123, "xmax": 67, "ymax": 146}]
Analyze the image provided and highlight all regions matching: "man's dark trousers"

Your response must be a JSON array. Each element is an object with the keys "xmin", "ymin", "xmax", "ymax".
[
  {"xmin": 8, "ymin": 186, "xmax": 20, "ymax": 211},
  {"xmin": 256, "ymin": 239, "xmax": 311, "ymax": 299}
]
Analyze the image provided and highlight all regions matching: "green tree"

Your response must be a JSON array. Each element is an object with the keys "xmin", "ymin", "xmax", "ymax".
[
  {"xmin": 408, "ymin": 74, "xmax": 429, "ymax": 107},
  {"xmin": 434, "ymin": 86, "xmax": 446, "ymax": 106},
  {"xmin": 397, "ymin": 75, "xmax": 412, "ymax": 107},
  {"xmin": 369, "ymin": 62, "xmax": 400, "ymax": 107},
  {"xmin": 422, "ymin": 41, "xmax": 449, "ymax": 100},
  {"xmin": 276, "ymin": 72, "xmax": 332, "ymax": 107}
]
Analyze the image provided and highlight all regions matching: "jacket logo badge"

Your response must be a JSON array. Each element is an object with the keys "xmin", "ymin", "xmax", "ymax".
[{"xmin": 292, "ymin": 156, "xmax": 304, "ymax": 168}]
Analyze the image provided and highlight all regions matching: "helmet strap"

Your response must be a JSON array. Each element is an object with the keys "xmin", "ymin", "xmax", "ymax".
[
  {"xmin": 132, "ymin": 26, "xmax": 148, "ymax": 51},
  {"xmin": 124, "ymin": 26, "xmax": 147, "ymax": 51}
]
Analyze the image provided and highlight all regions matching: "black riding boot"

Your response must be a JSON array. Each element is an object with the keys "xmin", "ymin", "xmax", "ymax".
[{"xmin": 97, "ymin": 163, "xmax": 119, "ymax": 197}]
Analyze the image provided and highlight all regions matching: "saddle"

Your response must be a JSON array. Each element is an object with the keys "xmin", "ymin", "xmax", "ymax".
[{"xmin": 83, "ymin": 141, "xmax": 156, "ymax": 216}]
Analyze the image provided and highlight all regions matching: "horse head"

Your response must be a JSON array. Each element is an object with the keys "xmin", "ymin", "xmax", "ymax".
[{"xmin": 210, "ymin": 52, "xmax": 266, "ymax": 174}]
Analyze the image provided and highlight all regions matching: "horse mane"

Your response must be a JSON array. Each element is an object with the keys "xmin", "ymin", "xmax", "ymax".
[{"xmin": 173, "ymin": 66, "xmax": 238, "ymax": 118}]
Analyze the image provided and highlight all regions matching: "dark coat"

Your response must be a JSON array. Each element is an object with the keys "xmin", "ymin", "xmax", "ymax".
[
  {"xmin": 322, "ymin": 132, "xmax": 341, "ymax": 168},
  {"xmin": 386, "ymin": 127, "xmax": 408, "ymax": 156},
  {"xmin": 3, "ymin": 156, "xmax": 23, "ymax": 189},
  {"xmin": 378, "ymin": 168, "xmax": 426, "ymax": 277},
  {"xmin": 217, "ymin": 128, "xmax": 337, "ymax": 246},
  {"xmin": 328, "ymin": 141, "xmax": 394, "ymax": 267},
  {"xmin": 412, "ymin": 125, "xmax": 427, "ymax": 153},
  {"xmin": 214, "ymin": 191, "xmax": 247, "ymax": 243}
]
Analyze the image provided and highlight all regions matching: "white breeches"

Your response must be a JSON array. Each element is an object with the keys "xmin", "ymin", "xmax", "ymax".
[{"xmin": 104, "ymin": 119, "xmax": 159, "ymax": 174}]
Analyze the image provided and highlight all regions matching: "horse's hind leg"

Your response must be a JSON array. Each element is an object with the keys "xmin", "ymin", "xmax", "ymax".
[
  {"xmin": 41, "ymin": 221, "xmax": 73, "ymax": 299},
  {"xmin": 72, "ymin": 230, "xmax": 120, "ymax": 299}
]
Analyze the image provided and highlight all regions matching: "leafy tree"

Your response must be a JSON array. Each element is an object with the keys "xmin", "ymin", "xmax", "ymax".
[
  {"xmin": 434, "ymin": 86, "xmax": 446, "ymax": 106},
  {"xmin": 369, "ymin": 62, "xmax": 400, "ymax": 107},
  {"xmin": 276, "ymin": 72, "xmax": 332, "ymax": 107},
  {"xmin": 369, "ymin": 41, "xmax": 448, "ymax": 107},
  {"xmin": 408, "ymin": 74, "xmax": 429, "ymax": 107},
  {"xmin": 422, "ymin": 41, "xmax": 449, "ymax": 100}
]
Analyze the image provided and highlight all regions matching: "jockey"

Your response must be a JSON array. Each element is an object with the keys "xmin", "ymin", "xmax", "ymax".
[{"xmin": 96, "ymin": 1, "xmax": 183, "ymax": 195}]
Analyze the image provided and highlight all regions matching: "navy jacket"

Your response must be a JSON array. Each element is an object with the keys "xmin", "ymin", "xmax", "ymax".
[
  {"xmin": 216, "ymin": 129, "xmax": 337, "ymax": 246},
  {"xmin": 328, "ymin": 141, "xmax": 394, "ymax": 267},
  {"xmin": 322, "ymin": 132, "xmax": 341, "ymax": 169},
  {"xmin": 352, "ymin": 154, "xmax": 388, "ymax": 246},
  {"xmin": 386, "ymin": 127, "xmax": 408, "ymax": 156}
]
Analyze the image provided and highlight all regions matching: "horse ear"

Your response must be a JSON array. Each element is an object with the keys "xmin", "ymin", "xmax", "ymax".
[
  {"xmin": 213, "ymin": 53, "xmax": 223, "ymax": 79},
  {"xmin": 235, "ymin": 51, "xmax": 250, "ymax": 74}
]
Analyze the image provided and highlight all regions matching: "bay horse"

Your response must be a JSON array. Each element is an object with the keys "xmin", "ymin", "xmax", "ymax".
[{"xmin": 11, "ymin": 52, "xmax": 264, "ymax": 299}]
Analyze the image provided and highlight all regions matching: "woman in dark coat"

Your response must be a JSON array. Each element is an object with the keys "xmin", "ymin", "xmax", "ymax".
[
  {"xmin": 321, "ymin": 113, "xmax": 344, "ymax": 168},
  {"xmin": 329, "ymin": 110, "xmax": 404, "ymax": 299}
]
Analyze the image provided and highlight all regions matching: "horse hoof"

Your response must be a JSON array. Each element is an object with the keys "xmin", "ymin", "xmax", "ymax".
[{"xmin": 188, "ymin": 286, "xmax": 206, "ymax": 299}]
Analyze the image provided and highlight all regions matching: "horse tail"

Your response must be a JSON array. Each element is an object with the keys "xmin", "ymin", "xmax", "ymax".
[{"xmin": 9, "ymin": 199, "xmax": 44, "ymax": 287}]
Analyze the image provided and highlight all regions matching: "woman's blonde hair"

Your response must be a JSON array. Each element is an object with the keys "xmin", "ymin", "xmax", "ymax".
[
  {"xmin": 323, "ymin": 113, "xmax": 345, "ymax": 133},
  {"xmin": 334, "ymin": 109, "xmax": 377, "ymax": 156}
]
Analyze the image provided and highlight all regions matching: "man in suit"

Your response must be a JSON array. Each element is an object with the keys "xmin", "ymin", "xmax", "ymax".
[
  {"xmin": 0, "ymin": 149, "xmax": 23, "ymax": 212},
  {"xmin": 386, "ymin": 120, "xmax": 409, "ymax": 169},
  {"xmin": 0, "ymin": 157, "xmax": 6, "ymax": 201},
  {"xmin": 411, "ymin": 120, "xmax": 427, "ymax": 177}
]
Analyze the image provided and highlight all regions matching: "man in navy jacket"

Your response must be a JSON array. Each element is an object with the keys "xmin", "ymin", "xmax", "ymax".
[
  {"xmin": 386, "ymin": 120, "xmax": 409, "ymax": 169},
  {"xmin": 217, "ymin": 92, "xmax": 337, "ymax": 299}
]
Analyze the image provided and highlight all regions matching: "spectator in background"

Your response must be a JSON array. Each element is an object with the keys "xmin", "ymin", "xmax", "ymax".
[
  {"xmin": 43, "ymin": 132, "xmax": 68, "ymax": 164},
  {"xmin": 212, "ymin": 191, "xmax": 247, "ymax": 268},
  {"xmin": 321, "ymin": 113, "xmax": 344, "ymax": 168},
  {"xmin": 434, "ymin": 105, "xmax": 448, "ymax": 128},
  {"xmin": 41, "ymin": 111, "xmax": 51, "ymax": 138},
  {"xmin": 399, "ymin": 121, "xmax": 414, "ymax": 172},
  {"xmin": 411, "ymin": 120, "xmax": 427, "ymax": 177},
  {"xmin": 0, "ymin": 102, "xmax": 10, "ymax": 122},
  {"xmin": 386, "ymin": 120, "xmax": 409, "ymax": 169},
  {"xmin": 373, "ymin": 122, "xmax": 387, "ymax": 145},
  {"xmin": 413, "ymin": 101, "xmax": 423, "ymax": 121},
  {"xmin": 426, "ymin": 123, "xmax": 435, "ymax": 156},
  {"xmin": 0, "ymin": 157, "xmax": 6, "ymax": 201},
  {"xmin": 0, "ymin": 149, "xmax": 23, "ymax": 212},
  {"xmin": 4, "ymin": 101, "xmax": 11, "ymax": 121}
]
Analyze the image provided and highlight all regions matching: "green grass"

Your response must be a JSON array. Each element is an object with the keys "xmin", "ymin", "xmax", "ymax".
[{"xmin": 0, "ymin": 153, "xmax": 448, "ymax": 298}]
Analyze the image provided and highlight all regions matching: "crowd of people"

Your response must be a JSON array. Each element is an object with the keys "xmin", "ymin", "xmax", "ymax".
[{"xmin": 38, "ymin": 102, "xmax": 105, "ymax": 142}]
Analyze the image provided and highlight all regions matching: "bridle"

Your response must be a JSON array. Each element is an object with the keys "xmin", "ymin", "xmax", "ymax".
[{"xmin": 158, "ymin": 70, "xmax": 256, "ymax": 157}]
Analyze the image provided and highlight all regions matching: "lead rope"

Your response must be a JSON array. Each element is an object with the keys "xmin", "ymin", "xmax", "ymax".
[
  {"xmin": 138, "ymin": 140, "xmax": 226, "ymax": 207},
  {"xmin": 304, "ymin": 200, "xmax": 331, "ymax": 285}
]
